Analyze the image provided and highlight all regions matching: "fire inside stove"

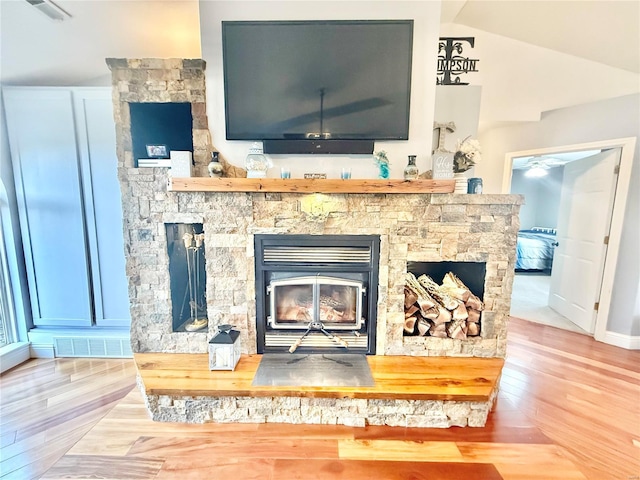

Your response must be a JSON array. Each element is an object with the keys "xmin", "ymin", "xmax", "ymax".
[{"xmin": 268, "ymin": 276, "xmax": 363, "ymax": 329}]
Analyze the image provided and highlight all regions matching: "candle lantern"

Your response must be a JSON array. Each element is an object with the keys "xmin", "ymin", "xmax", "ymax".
[{"xmin": 208, "ymin": 324, "xmax": 241, "ymax": 370}]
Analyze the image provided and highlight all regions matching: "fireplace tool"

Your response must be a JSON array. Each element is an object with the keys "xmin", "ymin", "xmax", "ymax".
[
  {"xmin": 288, "ymin": 319, "xmax": 349, "ymax": 353},
  {"xmin": 182, "ymin": 231, "xmax": 207, "ymax": 332}
]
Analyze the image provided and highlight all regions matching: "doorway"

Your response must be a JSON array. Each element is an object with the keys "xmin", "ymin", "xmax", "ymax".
[{"xmin": 502, "ymin": 138, "xmax": 635, "ymax": 344}]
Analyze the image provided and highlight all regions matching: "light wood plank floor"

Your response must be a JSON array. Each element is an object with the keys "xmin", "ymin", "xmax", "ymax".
[{"xmin": 1, "ymin": 317, "xmax": 638, "ymax": 480}]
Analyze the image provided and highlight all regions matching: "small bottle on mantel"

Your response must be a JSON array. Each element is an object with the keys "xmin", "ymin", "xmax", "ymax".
[{"xmin": 404, "ymin": 155, "xmax": 419, "ymax": 180}]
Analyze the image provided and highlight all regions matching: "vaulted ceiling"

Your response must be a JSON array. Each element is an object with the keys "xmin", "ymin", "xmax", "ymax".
[
  {"xmin": 443, "ymin": 0, "xmax": 639, "ymax": 73},
  {"xmin": 1, "ymin": 0, "xmax": 638, "ymax": 129}
]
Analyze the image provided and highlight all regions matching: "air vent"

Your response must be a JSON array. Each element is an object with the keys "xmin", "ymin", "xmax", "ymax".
[
  {"xmin": 54, "ymin": 337, "xmax": 132, "ymax": 358},
  {"xmin": 25, "ymin": 0, "xmax": 71, "ymax": 21},
  {"xmin": 263, "ymin": 246, "xmax": 371, "ymax": 264}
]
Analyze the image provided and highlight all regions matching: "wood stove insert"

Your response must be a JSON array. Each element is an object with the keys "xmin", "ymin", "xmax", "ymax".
[{"xmin": 254, "ymin": 235, "xmax": 380, "ymax": 354}]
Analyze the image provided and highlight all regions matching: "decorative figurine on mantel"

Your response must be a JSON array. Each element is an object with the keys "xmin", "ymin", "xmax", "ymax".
[{"xmin": 374, "ymin": 150, "xmax": 390, "ymax": 179}]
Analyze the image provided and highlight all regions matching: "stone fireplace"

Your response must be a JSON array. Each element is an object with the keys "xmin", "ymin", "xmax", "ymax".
[
  {"xmin": 120, "ymin": 188, "xmax": 520, "ymax": 358},
  {"xmin": 106, "ymin": 58, "xmax": 522, "ymax": 361},
  {"xmin": 106, "ymin": 58, "xmax": 522, "ymax": 428}
]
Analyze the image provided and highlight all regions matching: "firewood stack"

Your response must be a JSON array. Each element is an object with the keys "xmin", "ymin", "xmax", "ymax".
[{"xmin": 404, "ymin": 272, "xmax": 484, "ymax": 339}]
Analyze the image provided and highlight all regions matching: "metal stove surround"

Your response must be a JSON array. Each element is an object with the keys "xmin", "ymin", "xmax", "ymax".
[{"xmin": 254, "ymin": 234, "xmax": 380, "ymax": 355}]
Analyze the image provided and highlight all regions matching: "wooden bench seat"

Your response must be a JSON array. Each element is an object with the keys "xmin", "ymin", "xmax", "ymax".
[{"xmin": 135, "ymin": 353, "xmax": 504, "ymax": 403}]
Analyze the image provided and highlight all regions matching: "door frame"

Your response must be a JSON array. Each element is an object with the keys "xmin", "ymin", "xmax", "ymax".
[{"xmin": 501, "ymin": 137, "xmax": 636, "ymax": 345}]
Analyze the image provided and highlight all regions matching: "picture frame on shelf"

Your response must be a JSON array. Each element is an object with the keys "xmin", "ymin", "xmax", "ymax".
[{"xmin": 146, "ymin": 144, "xmax": 168, "ymax": 158}]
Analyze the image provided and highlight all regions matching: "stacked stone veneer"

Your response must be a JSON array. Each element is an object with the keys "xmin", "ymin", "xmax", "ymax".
[
  {"xmin": 120, "ymin": 190, "xmax": 521, "ymax": 357},
  {"xmin": 106, "ymin": 58, "xmax": 211, "ymax": 175},
  {"xmin": 108, "ymin": 58, "xmax": 521, "ymax": 427},
  {"xmin": 144, "ymin": 391, "xmax": 499, "ymax": 428}
]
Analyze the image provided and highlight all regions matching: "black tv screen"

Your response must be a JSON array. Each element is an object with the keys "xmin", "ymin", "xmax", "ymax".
[{"xmin": 222, "ymin": 20, "xmax": 413, "ymax": 144}]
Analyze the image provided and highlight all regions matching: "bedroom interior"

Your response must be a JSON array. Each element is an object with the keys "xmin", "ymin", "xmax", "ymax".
[{"xmin": 509, "ymin": 150, "xmax": 583, "ymax": 333}]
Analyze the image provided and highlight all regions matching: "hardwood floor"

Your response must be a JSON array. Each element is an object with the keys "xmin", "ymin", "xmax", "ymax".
[{"xmin": 1, "ymin": 317, "xmax": 638, "ymax": 479}]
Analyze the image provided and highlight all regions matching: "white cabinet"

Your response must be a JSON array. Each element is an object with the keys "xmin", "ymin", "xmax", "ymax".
[{"xmin": 3, "ymin": 87, "xmax": 130, "ymax": 328}]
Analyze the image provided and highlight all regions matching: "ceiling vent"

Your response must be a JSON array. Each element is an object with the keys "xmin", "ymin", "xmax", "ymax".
[{"xmin": 25, "ymin": 0, "xmax": 71, "ymax": 21}]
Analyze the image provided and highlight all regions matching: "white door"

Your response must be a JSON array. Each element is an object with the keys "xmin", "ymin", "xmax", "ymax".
[{"xmin": 548, "ymin": 149, "xmax": 621, "ymax": 333}]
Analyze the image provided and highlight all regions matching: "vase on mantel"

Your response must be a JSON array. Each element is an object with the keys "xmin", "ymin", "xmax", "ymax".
[
  {"xmin": 403, "ymin": 155, "xmax": 419, "ymax": 180},
  {"xmin": 453, "ymin": 173, "xmax": 468, "ymax": 193}
]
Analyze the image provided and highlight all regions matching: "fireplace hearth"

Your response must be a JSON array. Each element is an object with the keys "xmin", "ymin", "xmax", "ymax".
[{"xmin": 254, "ymin": 234, "xmax": 380, "ymax": 354}]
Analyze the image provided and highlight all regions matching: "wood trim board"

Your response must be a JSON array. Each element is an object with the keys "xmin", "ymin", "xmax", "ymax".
[{"xmin": 167, "ymin": 177, "xmax": 456, "ymax": 194}]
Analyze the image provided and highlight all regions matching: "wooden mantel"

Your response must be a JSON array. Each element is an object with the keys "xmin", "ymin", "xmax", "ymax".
[{"xmin": 168, "ymin": 177, "xmax": 456, "ymax": 194}]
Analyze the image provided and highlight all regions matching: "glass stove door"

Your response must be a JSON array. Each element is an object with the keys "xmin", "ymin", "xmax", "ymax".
[
  {"xmin": 268, "ymin": 276, "xmax": 364, "ymax": 330},
  {"xmin": 270, "ymin": 280, "xmax": 315, "ymax": 328},
  {"xmin": 317, "ymin": 282, "xmax": 359, "ymax": 327}
]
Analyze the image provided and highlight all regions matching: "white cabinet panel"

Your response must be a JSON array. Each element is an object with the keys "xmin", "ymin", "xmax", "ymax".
[
  {"xmin": 3, "ymin": 87, "xmax": 130, "ymax": 328},
  {"xmin": 74, "ymin": 90, "xmax": 130, "ymax": 327}
]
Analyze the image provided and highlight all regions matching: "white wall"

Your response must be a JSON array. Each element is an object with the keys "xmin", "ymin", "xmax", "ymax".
[
  {"xmin": 480, "ymin": 93, "xmax": 640, "ymax": 336},
  {"xmin": 438, "ymin": 22, "xmax": 639, "ymax": 129},
  {"xmin": 433, "ymin": 85, "xmax": 482, "ymax": 152},
  {"xmin": 511, "ymin": 166, "xmax": 563, "ymax": 230},
  {"xmin": 199, "ymin": 1, "xmax": 442, "ymax": 179}
]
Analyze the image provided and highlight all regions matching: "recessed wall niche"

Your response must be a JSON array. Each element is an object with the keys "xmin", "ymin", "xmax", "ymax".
[
  {"xmin": 407, "ymin": 261, "xmax": 486, "ymax": 299},
  {"xmin": 166, "ymin": 223, "xmax": 207, "ymax": 332},
  {"xmin": 130, "ymin": 102, "xmax": 194, "ymax": 166},
  {"xmin": 404, "ymin": 261, "xmax": 486, "ymax": 338}
]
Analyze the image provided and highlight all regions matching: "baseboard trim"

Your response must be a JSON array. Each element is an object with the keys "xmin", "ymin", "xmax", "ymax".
[
  {"xmin": 603, "ymin": 331, "xmax": 640, "ymax": 350},
  {"xmin": 0, "ymin": 342, "xmax": 31, "ymax": 373},
  {"xmin": 30, "ymin": 343, "xmax": 55, "ymax": 358}
]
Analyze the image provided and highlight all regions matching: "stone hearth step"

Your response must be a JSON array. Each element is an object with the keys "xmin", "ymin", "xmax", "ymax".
[{"xmin": 135, "ymin": 353, "xmax": 504, "ymax": 428}]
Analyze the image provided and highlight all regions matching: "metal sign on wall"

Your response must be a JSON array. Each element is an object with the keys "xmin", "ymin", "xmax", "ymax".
[{"xmin": 437, "ymin": 37, "xmax": 479, "ymax": 85}]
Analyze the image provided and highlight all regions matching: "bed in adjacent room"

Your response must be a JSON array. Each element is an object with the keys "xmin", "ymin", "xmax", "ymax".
[{"xmin": 515, "ymin": 227, "xmax": 557, "ymax": 272}]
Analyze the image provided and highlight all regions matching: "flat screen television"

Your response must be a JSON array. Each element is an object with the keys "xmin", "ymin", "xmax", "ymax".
[{"xmin": 222, "ymin": 20, "xmax": 413, "ymax": 154}]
